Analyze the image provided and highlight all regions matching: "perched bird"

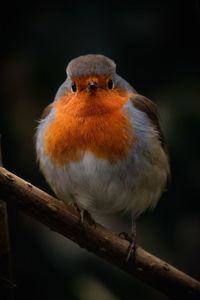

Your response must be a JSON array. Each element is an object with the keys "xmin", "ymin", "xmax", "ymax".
[{"xmin": 36, "ymin": 54, "xmax": 170, "ymax": 259}]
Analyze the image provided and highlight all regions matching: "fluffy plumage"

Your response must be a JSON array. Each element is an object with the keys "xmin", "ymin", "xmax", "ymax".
[{"xmin": 36, "ymin": 54, "xmax": 170, "ymax": 217}]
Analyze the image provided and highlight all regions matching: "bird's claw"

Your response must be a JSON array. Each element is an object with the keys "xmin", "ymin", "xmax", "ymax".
[
  {"xmin": 80, "ymin": 209, "xmax": 96, "ymax": 228},
  {"xmin": 119, "ymin": 231, "xmax": 132, "ymax": 241},
  {"xmin": 119, "ymin": 231, "xmax": 137, "ymax": 262},
  {"xmin": 74, "ymin": 204, "xmax": 96, "ymax": 228},
  {"xmin": 126, "ymin": 235, "xmax": 137, "ymax": 262}
]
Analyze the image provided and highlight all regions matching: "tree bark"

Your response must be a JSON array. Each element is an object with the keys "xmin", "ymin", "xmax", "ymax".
[{"xmin": 0, "ymin": 166, "xmax": 199, "ymax": 299}]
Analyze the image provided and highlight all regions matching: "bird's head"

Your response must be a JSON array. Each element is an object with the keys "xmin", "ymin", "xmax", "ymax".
[{"xmin": 66, "ymin": 54, "xmax": 116, "ymax": 95}]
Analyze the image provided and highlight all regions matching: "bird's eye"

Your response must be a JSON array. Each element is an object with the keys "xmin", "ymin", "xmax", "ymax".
[
  {"xmin": 108, "ymin": 79, "xmax": 113, "ymax": 89},
  {"xmin": 71, "ymin": 82, "xmax": 77, "ymax": 92}
]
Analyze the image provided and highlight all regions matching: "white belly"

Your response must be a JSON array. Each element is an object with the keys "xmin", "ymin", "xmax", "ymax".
[{"xmin": 39, "ymin": 148, "xmax": 168, "ymax": 216}]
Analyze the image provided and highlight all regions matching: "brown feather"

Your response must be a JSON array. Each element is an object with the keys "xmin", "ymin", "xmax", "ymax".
[
  {"xmin": 131, "ymin": 94, "xmax": 165, "ymax": 148},
  {"xmin": 131, "ymin": 94, "xmax": 170, "ymax": 187}
]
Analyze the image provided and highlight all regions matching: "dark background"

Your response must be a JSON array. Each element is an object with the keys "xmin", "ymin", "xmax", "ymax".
[{"xmin": 1, "ymin": 1, "xmax": 200, "ymax": 299}]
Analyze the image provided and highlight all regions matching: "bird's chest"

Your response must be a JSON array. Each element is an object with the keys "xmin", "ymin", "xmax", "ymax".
[{"xmin": 43, "ymin": 106, "xmax": 136, "ymax": 165}]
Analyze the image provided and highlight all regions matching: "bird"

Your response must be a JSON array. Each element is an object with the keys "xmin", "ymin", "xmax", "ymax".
[{"xmin": 35, "ymin": 54, "xmax": 170, "ymax": 260}]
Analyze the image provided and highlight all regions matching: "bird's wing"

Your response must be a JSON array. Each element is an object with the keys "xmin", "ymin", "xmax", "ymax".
[
  {"xmin": 130, "ymin": 94, "xmax": 166, "ymax": 151},
  {"xmin": 130, "ymin": 93, "xmax": 170, "ymax": 185}
]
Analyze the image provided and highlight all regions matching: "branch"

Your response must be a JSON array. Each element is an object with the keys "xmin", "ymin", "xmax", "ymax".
[{"xmin": 0, "ymin": 167, "xmax": 199, "ymax": 299}]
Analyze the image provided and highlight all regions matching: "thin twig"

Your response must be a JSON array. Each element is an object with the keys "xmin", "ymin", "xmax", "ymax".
[
  {"xmin": 0, "ymin": 167, "xmax": 199, "ymax": 299},
  {"xmin": 0, "ymin": 138, "xmax": 14, "ymax": 299}
]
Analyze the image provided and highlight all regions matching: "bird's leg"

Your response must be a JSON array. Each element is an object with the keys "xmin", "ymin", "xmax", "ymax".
[
  {"xmin": 119, "ymin": 213, "xmax": 138, "ymax": 262},
  {"xmin": 126, "ymin": 214, "xmax": 137, "ymax": 262},
  {"xmin": 74, "ymin": 203, "xmax": 96, "ymax": 227}
]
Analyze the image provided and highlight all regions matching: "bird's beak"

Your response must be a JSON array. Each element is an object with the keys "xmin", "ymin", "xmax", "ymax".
[{"xmin": 87, "ymin": 81, "xmax": 97, "ymax": 92}]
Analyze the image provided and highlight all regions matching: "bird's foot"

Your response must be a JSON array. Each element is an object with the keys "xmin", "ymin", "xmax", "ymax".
[
  {"xmin": 119, "ymin": 231, "xmax": 137, "ymax": 262},
  {"xmin": 80, "ymin": 209, "xmax": 96, "ymax": 227},
  {"xmin": 74, "ymin": 204, "xmax": 96, "ymax": 227}
]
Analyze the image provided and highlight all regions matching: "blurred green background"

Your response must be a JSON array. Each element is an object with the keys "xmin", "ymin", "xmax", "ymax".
[{"xmin": 1, "ymin": 1, "xmax": 200, "ymax": 299}]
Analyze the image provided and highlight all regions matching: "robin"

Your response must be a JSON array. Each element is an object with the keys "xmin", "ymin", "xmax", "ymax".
[{"xmin": 36, "ymin": 54, "xmax": 170, "ymax": 260}]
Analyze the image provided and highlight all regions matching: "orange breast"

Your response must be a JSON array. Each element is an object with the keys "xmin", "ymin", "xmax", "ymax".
[{"xmin": 44, "ymin": 89, "xmax": 136, "ymax": 165}]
